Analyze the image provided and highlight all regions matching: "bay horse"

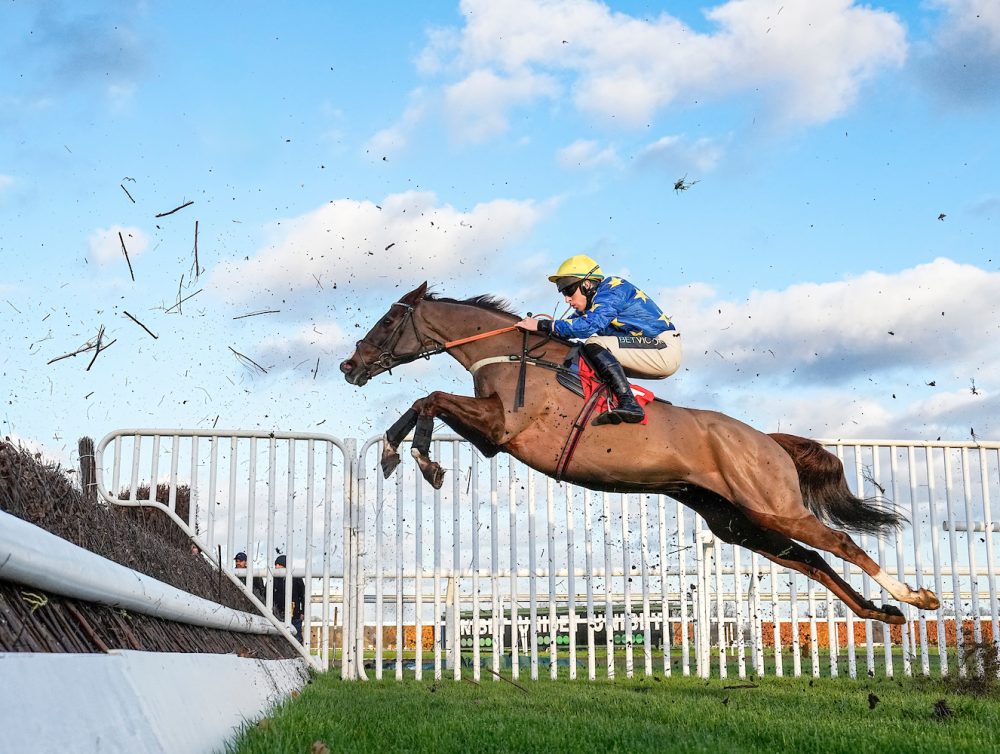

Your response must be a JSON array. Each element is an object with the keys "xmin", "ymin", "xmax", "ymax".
[{"xmin": 339, "ymin": 282, "xmax": 939, "ymax": 625}]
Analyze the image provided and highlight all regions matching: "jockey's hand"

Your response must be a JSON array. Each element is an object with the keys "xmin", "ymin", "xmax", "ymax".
[{"xmin": 516, "ymin": 317, "xmax": 552, "ymax": 335}]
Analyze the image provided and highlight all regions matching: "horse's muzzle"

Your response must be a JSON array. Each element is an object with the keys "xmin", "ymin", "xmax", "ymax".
[{"xmin": 339, "ymin": 359, "xmax": 370, "ymax": 387}]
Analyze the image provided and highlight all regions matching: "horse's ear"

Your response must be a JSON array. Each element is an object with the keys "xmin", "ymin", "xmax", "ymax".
[{"xmin": 401, "ymin": 281, "xmax": 428, "ymax": 305}]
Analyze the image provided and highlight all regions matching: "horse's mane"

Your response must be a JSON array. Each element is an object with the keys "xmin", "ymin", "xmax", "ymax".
[{"xmin": 424, "ymin": 292, "xmax": 520, "ymax": 320}]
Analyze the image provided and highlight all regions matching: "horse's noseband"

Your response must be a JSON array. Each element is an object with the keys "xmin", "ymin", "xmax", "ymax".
[{"xmin": 352, "ymin": 301, "xmax": 442, "ymax": 382}]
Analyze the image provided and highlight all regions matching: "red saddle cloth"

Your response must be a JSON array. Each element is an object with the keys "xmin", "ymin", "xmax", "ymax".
[{"xmin": 578, "ymin": 359, "xmax": 655, "ymax": 425}]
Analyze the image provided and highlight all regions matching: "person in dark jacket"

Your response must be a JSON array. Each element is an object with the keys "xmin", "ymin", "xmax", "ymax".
[{"xmin": 272, "ymin": 554, "xmax": 306, "ymax": 640}]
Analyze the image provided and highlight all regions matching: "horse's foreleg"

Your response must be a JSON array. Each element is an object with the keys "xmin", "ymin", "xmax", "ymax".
[
  {"xmin": 410, "ymin": 413, "xmax": 445, "ymax": 489},
  {"xmin": 381, "ymin": 408, "xmax": 419, "ymax": 478},
  {"xmin": 408, "ymin": 392, "xmax": 507, "ymax": 489}
]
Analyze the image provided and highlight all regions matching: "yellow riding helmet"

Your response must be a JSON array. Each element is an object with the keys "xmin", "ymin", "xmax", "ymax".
[{"xmin": 547, "ymin": 254, "xmax": 605, "ymax": 283}]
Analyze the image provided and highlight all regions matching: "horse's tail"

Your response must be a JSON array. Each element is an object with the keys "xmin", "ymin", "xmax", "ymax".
[{"xmin": 769, "ymin": 432, "xmax": 906, "ymax": 535}]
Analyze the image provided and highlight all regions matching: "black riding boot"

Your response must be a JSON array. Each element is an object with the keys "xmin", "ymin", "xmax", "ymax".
[{"xmin": 583, "ymin": 343, "xmax": 645, "ymax": 426}]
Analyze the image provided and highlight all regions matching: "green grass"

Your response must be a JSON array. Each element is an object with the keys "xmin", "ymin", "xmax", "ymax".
[
  {"xmin": 228, "ymin": 673, "xmax": 999, "ymax": 754},
  {"xmin": 324, "ymin": 645, "xmax": 939, "ymax": 681}
]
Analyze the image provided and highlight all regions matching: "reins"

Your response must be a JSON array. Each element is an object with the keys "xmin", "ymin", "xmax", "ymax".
[
  {"xmin": 442, "ymin": 325, "xmax": 520, "ymax": 349},
  {"xmin": 355, "ymin": 300, "xmax": 552, "ymax": 386}
]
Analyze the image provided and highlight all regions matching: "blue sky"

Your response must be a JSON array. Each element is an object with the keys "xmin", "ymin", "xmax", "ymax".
[{"xmin": 2, "ymin": 0, "xmax": 999, "ymax": 465}]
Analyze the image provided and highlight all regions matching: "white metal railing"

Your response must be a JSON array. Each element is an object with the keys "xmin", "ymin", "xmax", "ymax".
[
  {"xmin": 95, "ymin": 430, "xmax": 1000, "ymax": 681},
  {"xmin": 95, "ymin": 429, "xmax": 353, "ymax": 672},
  {"xmin": 690, "ymin": 440, "xmax": 1000, "ymax": 680}
]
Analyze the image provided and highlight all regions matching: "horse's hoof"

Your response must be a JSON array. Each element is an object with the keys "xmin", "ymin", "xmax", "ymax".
[
  {"xmin": 915, "ymin": 587, "xmax": 940, "ymax": 611},
  {"xmin": 879, "ymin": 604, "xmax": 906, "ymax": 625},
  {"xmin": 380, "ymin": 451, "xmax": 401, "ymax": 479},
  {"xmin": 424, "ymin": 464, "xmax": 445, "ymax": 490}
]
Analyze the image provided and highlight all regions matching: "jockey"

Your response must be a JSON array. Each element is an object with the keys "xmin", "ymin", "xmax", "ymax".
[{"xmin": 517, "ymin": 254, "xmax": 681, "ymax": 425}]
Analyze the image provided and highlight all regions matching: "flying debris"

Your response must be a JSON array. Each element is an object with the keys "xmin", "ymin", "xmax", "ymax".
[{"xmin": 674, "ymin": 175, "xmax": 700, "ymax": 193}]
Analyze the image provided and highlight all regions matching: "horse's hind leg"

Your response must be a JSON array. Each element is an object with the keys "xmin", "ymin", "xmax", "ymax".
[
  {"xmin": 688, "ymin": 497, "xmax": 905, "ymax": 624},
  {"xmin": 753, "ymin": 510, "xmax": 939, "ymax": 612},
  {"xmin": 752, "ymin": 540, "xmax": 905, "ymax": 625}
]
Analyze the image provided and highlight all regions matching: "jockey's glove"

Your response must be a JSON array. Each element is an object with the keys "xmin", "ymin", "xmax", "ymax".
[{"xmin": 535, "ymin": 318, "xmax": 552, "ymax": 335}]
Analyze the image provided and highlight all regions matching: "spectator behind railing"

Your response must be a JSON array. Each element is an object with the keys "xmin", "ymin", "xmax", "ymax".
[{"xmin": 272, "ymin": 554, "xmax": 306, "ymax": 640}]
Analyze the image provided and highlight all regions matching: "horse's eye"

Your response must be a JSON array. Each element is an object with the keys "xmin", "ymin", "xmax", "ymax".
[{"xmin": 383, "ymin": 318, "xmax": 392, "ymax": 326}]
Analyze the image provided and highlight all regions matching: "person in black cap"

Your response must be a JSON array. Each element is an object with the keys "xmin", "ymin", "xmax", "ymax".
[
  {"xmin": 272, "ymin": 554, "xmax": 306, "ymax": 640},
  {"xmin": 234, "ymin": 552, "xmax": 266, "ymax": 602}
]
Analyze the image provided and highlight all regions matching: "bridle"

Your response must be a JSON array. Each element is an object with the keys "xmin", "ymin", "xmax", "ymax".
[
  {"xmin": 350, "ymin": 299, "xmax": 552, "ymax": 384},
  {"xmin": 351, "ymin": 302, "xmax": 444, "ymax": 381}
]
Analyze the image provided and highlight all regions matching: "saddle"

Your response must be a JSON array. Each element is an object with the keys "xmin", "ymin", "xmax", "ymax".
[{"xmin": 555, "ymin": 346, "xmax": 670, "ymax": 406}]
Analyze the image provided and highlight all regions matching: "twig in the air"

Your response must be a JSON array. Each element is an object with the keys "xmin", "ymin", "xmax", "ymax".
[
  {"xmin": 155, "ymin": 200, "xmax": 194, "ymax": 218},
  {"xmin": 120, "ymin": 184, "xmax": 135, "ymax": 203},
  {"xmin": 232, "ymin": 309, "xmax": 281, "ymax": 320},
  {"xmin": 48, "ymin": 345, "xmax": 93, "ymax": 365},
  {"xmin": 119, "ymin": 232, "xmax": 135, "ymax": 281},
  {"xmin": 193, "ymin": 220, "xmax": 201, "ymax": 277},
  {"xmin": 229, "ymin": 346, "xmax": 268, "ymax": 375},
  {"xmin": 123, "ymin": 311, "xmax": 158, "ymax": 339},
  {"xmin": 165, "ymin": 288, "xmax": 202, "ymax": 314},
  {"xmin": 86, "ymin": 327, "xmax": 116, "ymax": 372},
  {"xmin": 85, "ymin": 342, "xmax": 114, "ymax": 371},
  {"xmin": 313, "ymin": 357, "xmax": 320, "ymax": 380},
  {"xmin": 47, "ymin": 326, "xmax": 112, "ymax": 366}
]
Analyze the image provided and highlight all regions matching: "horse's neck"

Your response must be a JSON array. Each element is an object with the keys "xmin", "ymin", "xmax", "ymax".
[
  {"xmin": 421, "ymin": 301, "xmax": 522, "ymax": 367},
  {"xmin": 421, "ymin": 300, "xmax": 567, "ymax": 370}
]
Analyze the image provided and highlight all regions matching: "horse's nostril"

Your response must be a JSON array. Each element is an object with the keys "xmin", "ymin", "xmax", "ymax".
[{"xmin": 339, "ymin": 360, "xmax": 353, "ymax": 374}]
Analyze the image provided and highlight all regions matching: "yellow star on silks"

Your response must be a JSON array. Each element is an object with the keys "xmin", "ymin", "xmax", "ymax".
[
  {"xmin": 630, "ymin": 330, "xmax": 643, "ymax": 337},
  {"xmin": 633, "ymin": 289, "xmax": 649, "ymax": 302},
  {"xmin": 607, "ymin": 277, "xmax": 624, "ymax": 288},
  {"xmin": 610, "ymin": 318, "xmax": 624, "ymax": 328},
  {"xmin": 658, "ymin": 313, "xmax": 672, "ymax": 325},
  {"xmin": 588, "ymin": 302, "xmax": 601, "ymax": 312}
]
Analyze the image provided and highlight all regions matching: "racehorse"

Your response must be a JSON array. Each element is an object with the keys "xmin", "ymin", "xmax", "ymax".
[{"xmin": 340, "ymin": 282, "xmax": 940, "ymax": 625}]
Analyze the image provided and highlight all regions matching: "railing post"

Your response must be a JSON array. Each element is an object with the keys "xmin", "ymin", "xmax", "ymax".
[
  {"xmin": 695, "ymin": 528, "xmax": 714, "ymax": 678},
  {"xmin": 78, "ymin": 437, "xmax": 96, "ymax": 503}
]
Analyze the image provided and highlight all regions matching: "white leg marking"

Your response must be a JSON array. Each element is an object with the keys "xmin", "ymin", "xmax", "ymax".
[{"xmin": 872, "ymin": 569, "xmax": 911, "ymax": 602}]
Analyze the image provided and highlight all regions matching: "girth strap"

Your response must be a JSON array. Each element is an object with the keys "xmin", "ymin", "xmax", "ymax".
[
  {"xmin": 466, "ymin": 353, "xmax": 605, "ymax": 482},
  {"xmin": 555, "ymin": 385, "xmax": 608, "ymax": 481}
]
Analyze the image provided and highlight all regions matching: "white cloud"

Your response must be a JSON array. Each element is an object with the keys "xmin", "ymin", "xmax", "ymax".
[
  {"xmin": 667, "ymin": 258, "xmax": 1000, "ymax": 384},
  {"xmin": 918, "ymin": 0, "xmax": 1000, "ymax": 104},
  {"xmin": 443, "ymin": 68, "xmax": 558, "ymax": 143},
  {"xmin": 365, "ymin": 93, "xmax": 428, "ymax": 157},
  {"xmin": 656, "ymin": 259, "xmax": 1000, "ymax": 439},
  {"xmin": 87, "ymin": 225, "xmax": 149, "ymax": 265},
  {"xmin": 556, "ymin": 138, "xmax": 618, "ymax": 169},
  {"xmin": 255, "ymin": 320, "xmax": 352, "ymax": 373},
  {"xmin": 209, "ymin": 190, "xmax": 546, "ymax": 302},
  {"xmin": 933, "ymin": 0, "xmax": 1000, "ymax": 52},
  {"xmin": 418, "ymin": 0, "xmax": 906, "ymax": 141},
  {"xmin": 637, "ymin": 134, "xmax": 725, "ymax": 174}
]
